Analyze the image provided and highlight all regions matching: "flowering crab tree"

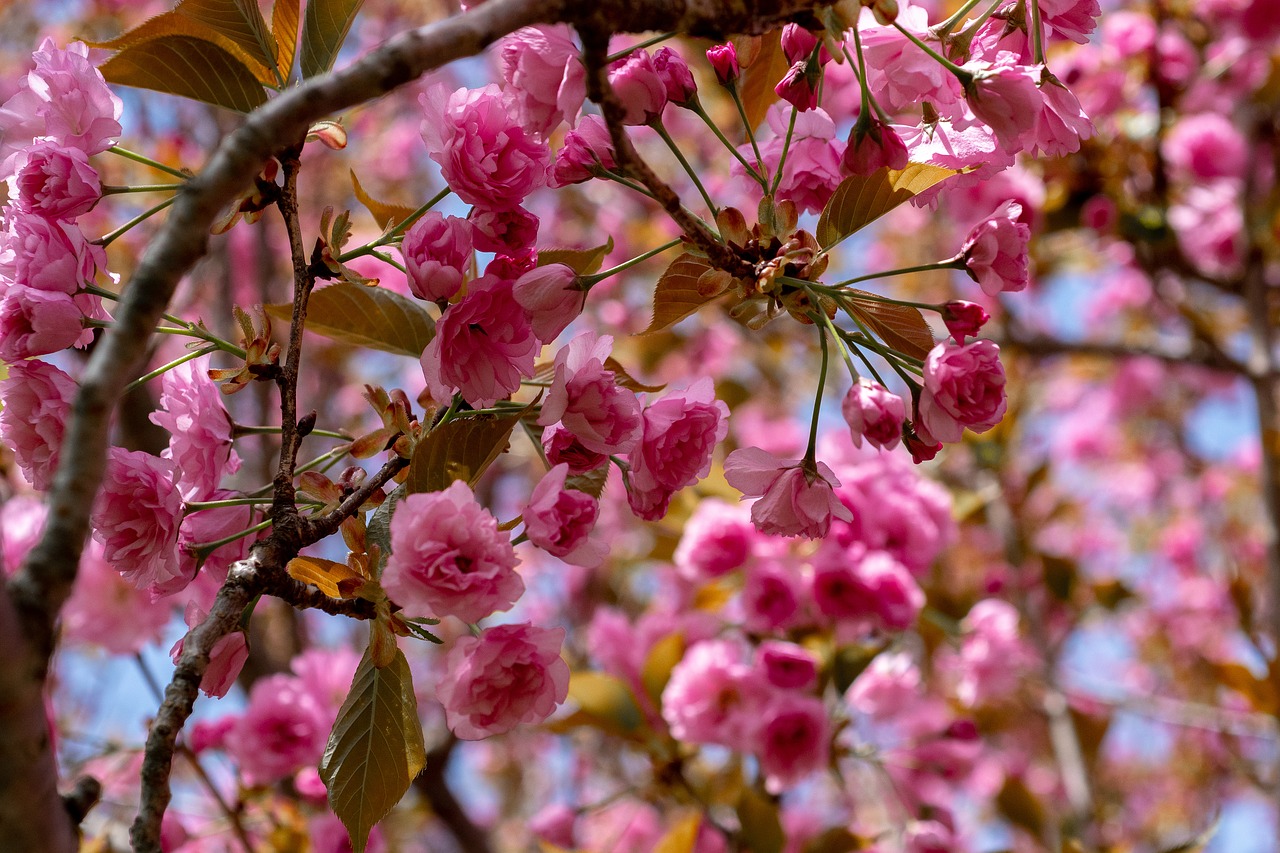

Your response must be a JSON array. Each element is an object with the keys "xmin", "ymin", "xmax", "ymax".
[{"xmin": 0, "ymin": 0, "xmax": 1276, "ymax": 851}]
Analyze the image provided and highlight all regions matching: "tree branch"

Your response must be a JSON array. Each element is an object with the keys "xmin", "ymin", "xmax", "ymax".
[{"xmin": 414, "ymin": 736, "xmax": 493, "ymax": 853}]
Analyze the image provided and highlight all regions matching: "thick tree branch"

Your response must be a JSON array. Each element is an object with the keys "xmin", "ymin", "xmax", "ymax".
[{"xmin": 998, "ymin": 328, "xmax": 1245, "ymax": 375}]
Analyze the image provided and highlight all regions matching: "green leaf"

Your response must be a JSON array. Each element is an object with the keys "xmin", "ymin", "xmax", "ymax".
[
  {"xmin": 641, "ymin": 253, "xmax": 717, "ymax": 335},
  {"xmin": 89, "ymin": 0, "xmax": 281, "ymax": 85},
  {"xmin": 272, "ymin": 0, "xmax": 300, "ymax": 79},
  {"xmin": 842, "ymin": 289, "xmax": 935, "ymax": 361},
  {"xmin": 537, "ymin": 236, "xmax": 614, "ymax": 275},
  {"xmin": 99, "ymin": 36, "xmax": 269, "ymax": 113},
  {"xmin": 735, "ymin": 30, "xmax": 789, "ymax": 133},
  {"xmin": 816, "ymin": 164, "xmax": 961, "ymax": 249},
  {"xmin": 265, "ymin": 283, "xmax": 435, "ymax": 358},
  {"xmin": 736, "ymin": 788, "xmax": 785, "ymax": 853},
  {"xmin": 365, "ymin": 484, "xmax": 405, "ymax": 579},
  {"xmin": 406, "ymin": 407, "xmax": 529, "ymax": 495},
  {"xmin": 300, "ymin": 0, "xmax": 363, "ymax": 77},
  {"xmin": 350, "ymin": 170, "xmax": 418, "ymax": 231},
  {"xmin": 320, "ymin": 647, "xmax": 426, "ymax": 853}
]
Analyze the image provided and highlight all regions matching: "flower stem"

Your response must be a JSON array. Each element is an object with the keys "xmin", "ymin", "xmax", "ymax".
[
  {"xmin": 825, "ymin": 259, "xmax": 965, "ymax": 289},
  {"xmin": 690, "ymin": 101, "xmax": 768, "ymax": 188},
  {"xmin": 338, "ymin": 186, "xmax": 452, "ymax": 262},
  {"xmin": 1028, "ymin": 0, "xmax": 1047, "ymax": 64},
  {"xmin": 893, "ymin": 21, "xmax": 973, "ymax": 84},
  {"xmin": 770, "ymin": 107, "xmax": 799, "ymax": 197},
  {"xmin": 107, "ymin": 145, "xmax": 189, "ymax": 179},
  {"xmin": 585, "ymin": 238, "xmax": 682, "ymax": 285},
  {"xmin": 805, "ymin": 323, "xmax": 830, "ymax": 464},
  {"xmin": 192, "ymin": 518, "xmax": 273, "ymax": 556},
  {"xmin": 934, "ymin": 0, "xmax": 991, "ymax": 38},
  {"xmin": 96, "ymin": 196, "xmax": 177, "ymax": 247},
  {"xmin": 101, "ymin": 184, "xmax": 185, "ymax": 195},
  {"xmin": 605, "ymin": 32, "xmax": 677, "ymax": 64},
  {"xmin": 651, "ymin": 118, "xmax": 719, "ymax": 216},
  {"xmin": 124, "ymin": 344, "xmax": 219, "ymax": 394},
  {"xmin": 232, "ymin": 424, "xmax": 352, "ymax": 440},
  {"xmin": 728, "ymin": 83, "xmax": 770, "ymax": 188}
]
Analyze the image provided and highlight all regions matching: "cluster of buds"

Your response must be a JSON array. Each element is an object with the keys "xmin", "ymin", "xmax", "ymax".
[
  {"xmin": 208, "ymin": 306, "xmax": 282, "ymax": 394},
  {"xmin": 349, "ymin": 384, "xmax": 419, "ymax": 462}
]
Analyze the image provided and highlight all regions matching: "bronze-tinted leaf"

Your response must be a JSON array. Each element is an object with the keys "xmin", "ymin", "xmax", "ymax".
[
  {"xmin": 603, "ymin": 357, "xmax": 665, "ymax": 393},
  {"xmin": 265, "ymin": 283, "xmax": 435, "ymax": 358},
  {"xmin": 286, "ymin": 555, "xmax": 365, "ymax": 598},
  {"xmin": 405, "ymin": 407, "xmax": 529, "ymax": 495},
  {"xmin": 350, "ymin": 170, "xmax": 418, "ymax": 231},
  {"xmin": 842, "ymin": 289, "xmax": 935, "ymax": 361},
  {"xmin": 300, "ymin": 0, "xmax": 363, "ymax": 77},
  {"xmin": 816, "ymin": 164, "xmax": 961, "ymax": 249},
  {"xmin": 736, "ymin": 788, "xmax": 785, "ymax": 853},
  {"xmin": 537, "ymin": 236, "xmax": 614, "ymax": 275},
  {"xmin": 641, "ymin": 253, "xmax": 718, "ymax": 335},
  {"xmin": 320, "ymin": 647, "xmax": 426, "ymax": 853},
  {"xmin": 734, "ymin": 29, "xmax": 789, "ymax": 133},
  {"xmin": 99, "ymin": 36, "xmax": 268, "ymax": 113},
  {"xmin": 272, "ymin": 0, "xmax": 300, "ymax": 79},
  {"xmin": 654, "ymin": 813, "xmax": 701, "ymax": 853}
]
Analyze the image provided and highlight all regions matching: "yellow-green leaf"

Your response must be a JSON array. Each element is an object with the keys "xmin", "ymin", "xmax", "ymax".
[
  {"xmin": 287, "ymin": 555, "xmax": 364, "ymax": 598},
  {"xmin": 843, "ymin": 289, "xmax": 935, "ymax": 361},
  {"xmin": 565, "ymin": 464, "xmax": 609, "ymax": 499},
  {"xmin": 89, "ymin": 0, "xmax": 281, "ymax": 85},
  {"xmin": 735, "ymin": 30, "xmax": 789, "ymax": 133},
  {"xmin": 640, "ymin": 633, "xmax": 684, "ymax": 707},
  {"xmin": 406, "ymin": 407, "xmax": 528, "ymax": 495},
  {"xmin": 350, "ymin": 170, "xmax": 418, "ymax": 231},
  {"xmin": 320, "ymin": 647, "xmax": 425, "ymax": 853},
  {"xmin": 736, "ymin": 788, "xmax": 785, "ymax": 853},
  {"xmin": 549, "ymin": 671, "xmax": 644, "ymax": 738},
  {"xmin": 300, "ymin": 0, "xmax": 363, "ymax": 77},
  {"xmin": 641, "ymin": 253, "xmax": 717, "ymax": 335},
  {"xmin": 654, "ymin": 813, "xmax": 701, "ymax": 853},
  {"xmin": 272, "ymin": 0, "xmax": 300, "ymax": 79},
  {"xmin": 537, "ymin": 236, "xmax": 614, "ymax": 275},
  {"xmin": 99, "ymin": 36, "xmax": 269, "ymax": 113},
  {"xmin": 816, "ymin": 164, "xmax": 961, "ymax": 249},
  {"xmin": 266, "ymin": 282, "xmax": 435, "ymax": 358}
]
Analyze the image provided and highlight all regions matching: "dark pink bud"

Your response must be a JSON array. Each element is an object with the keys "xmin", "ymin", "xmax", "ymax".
[
  {"xmin": 780, "ymin": 24, "xmax": 832, "ymax": 65},
  {"xmin": 706, "ymin": 43, "xmax": 740, "ymax": 85},
  {"xmin": 775, "ymin": 60, "xmax": 819, "ymax": 111},
  {"xmin": 941, "ymin": 300, "xmax": 990, "ymax": 342},
  {"xmin": 652, "ymin": 47, "xmax": 697, "ymax": 105}
]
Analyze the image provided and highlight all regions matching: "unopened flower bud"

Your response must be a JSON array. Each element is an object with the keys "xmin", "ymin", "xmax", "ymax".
[
  {"xmin": 941, "ymin": 300, "xmax": 990, "ymax": 343},
  {"xmin": 706, "ymin": 43, "xmax": 740, "ymax": 86}
]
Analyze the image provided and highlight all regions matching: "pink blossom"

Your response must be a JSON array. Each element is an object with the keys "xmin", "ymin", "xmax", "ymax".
[
  {"xmin": 513, "ymin": 262, "xmax": 583, "ymax": 342},
  {"xmin": 91, "ymin": 448, "xmax": 185, "ymax": 594},
  {"xmin": 723, "ymin": 447, "xmax": 853, "ymax": 539},
  {"xmin": 705, "ymin": 43, "xmax": 740, "ymax": 85},
  {"xmin": 904, "ymin": 429, "xmax": 943, "ymax": 463},
  {"xmin": 1, "ymin": 211, "xmax": 107, "ymax": 294},
  {"xmin": 539, "ymin": 331, "xmax": 642, "ymax": 455},
  {"xmin": 755, "ymin": 694, "xmax": 830, "ymax": 793},
  {"xmin": 652, "ymin": 47, "xmax": 697, "ymax": 106},
  {"xmin": 421, "ymin": 274, "xmax": 538, "ymax": 408},
  {"xmin": 1038, "ymin": 0, "xmax": 1101, "ymax": 42},
  {"xmin": 0, "ymin": 496, "xmax": 45, "ymax": 576},
  {"xmin": 61, "ymin": 540, "xmax": 170, "ymax": 654},
  {"xmin": 941, "ymin": 301, "xmax": 990, "ymax": 343},
  {"xmin": 401, "ymin": 212, "xmax": 473, "ymax": 303},
  {"xmin": 1162, "ymin": 112, "xmax": 1248, "ymax": 182},
  {"xmin": 608, "ymin": 49, "xmax": 667, "ymax": 125},
  {"xmin": 524, "ymin": 463, "xmax": 607, "ymax": 567},
  {"xmin": 846, "ymin": 650, "xmax": 922, "ymax": 718},
  {"xmin": 177, "ymin": 498, "xmax": 257, "ymax": 598},
  {"xmin": 6, "ymin": 140, "xmax": 100, "ymax": 219},
  {"xmin": 149, "ymin": 360, "xmax": 240, "ymax": 501},
  {"xmin": 898, "ymin": 119, "xmax": 1014, "ymax": 190},
  {"xmin": 382, "ymin": 481, "xmax": 522, "ymax": 623},
  {"xmin": 542, "ymin": 423, "xmax": 608, "ymax": 473},
  {"xmin": 0, "ymin": 39, "xmax": 122, "ymax": 164},
  {"xmin": 498, "ymin": 25, "xmax": 586, "ymax": 137},
  {"xmin": 419, "ymin": 84, "xmax": 550, "ymax": 210},
  {"xmin": 311, "ymin": 813, "xmax": 386, "ymax": 853},
  {"xmin": 0, "ymin": 358, "xmax": 75, "ymax": 490},
  {"xmin": 674, "ymin": 498, "xmax": 757, "ymax": 579},
  {"xmin": 959, "ymin": 200, "xmax": 1030, "ymax": 295},
  {"xmin": 963, "ymin": 59, "xmax": 1044, "ymax": 154},
  {"xmin": 469, "ymin": 205, "xmax": 539, "ymax": 256},
  {"xmin": 757, "ymin": 641, "xmax": 817, "ymax": 690},
  {"xmin": 843, "ymin": 119, "xmax": 910, "ymax": 175},
  {"xmin": 437, "ymin": 623, "xmax": 569, "ymax": 739},
  {"xmin": 841, "ymin": 378, "xmax": 905, "ymax": 451},
  {"xmin": 1169, "ymin": 181, "xmax": 1245, "ymax": 277},
  {"xmin": 626, "ymin": 378, "xmax": 729, "ymax": 520},
  {"xmin": 946, "ymin": 599, "xmax": 1034, "ymax": 705},
  {"xmin": 917, "ymin": 339, "xmax": 1008, "ymax": 444},
  {"xmin": 781, "ymin": 24, "xmax": 831, "ymax": 65},
  {"xmin": 170, "ymin": 602, "xmax": 248, "ymax": 698},
  {"xmin": 290, "ymin": 647, "xmax": 363, "ymax": 717},
  {"xmin": 229, "ymin": 674, "xmax": 330, "ymax": 785},
  {"xmin": 775, "ymin": 60, "xmax": 819, "ymax": 111},
  {"xmin": 662, "ymin": 639, "xmax": 769, "ymax": 745},
  {"xmin": 551, "ymin": 114, "xmax": 617, "ymax": 187},
  {"xmin": 904, "ymin": 821, "xmax": 955, "ymax": 853},
  {"xmin": 742, "ymin": 560, "xmax": 806, "ymax": 632},
  {"xmin": 1033, "ymin": 73, "xmax": 1093, "ymax": 158},
  {"xmin": 860, "ymin": 8, "xmax": 962, "ymax": 114}
]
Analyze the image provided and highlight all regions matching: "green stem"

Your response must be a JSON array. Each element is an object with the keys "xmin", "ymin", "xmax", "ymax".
[
  {"xmin": 192, "ymin": 518, "xmax": 273, "ymax": 556},
  {"xmin": 107, "ymin": 146, "xmax": 189, "ymax": 180},
  {"xmin": 1028, "ymin": 0, "xmax": 1046, "ymax": 64},
  {"xmin": 585, "ymin": 238, "xmax": 682, "ymax": 285},
  {"xmin": 96, "ymin": 196, "xmax": 176, "ymax": 247},
  {"xmin": 728, "ymin": 83, "xmax": 770, "ymax": 188},
  {"xmin": 770, "ymin": 108, "xmax": 799, "ymax": 197},
  {"xmin": 893, "ymin": 21, "xmax": 973, "ymax": 83},
  {"xmin": 651, "ymin": 118, "xmax": 719, "ymax": 216},
  {"xmin": 232, "ymin": 424, "xmax": 353, "ymax": 440},
  {"xmin": 185, "ymin": 497, "xmax": 284, "ymax": 514},
  {"xmin": 605, "ymin": 32, "xmax": 677, "ymax": 64},
  {"xmin": 597, "ymin": 168, "xmax": 660, "ymax": 200},
  {"xmin": 805, "ymin": 323, "xmax": 830, "ymax": 464},
  {"xmin": 815, "ymin": 304, "xmax": 864, "ymax": 381},
  {"xmin": 124, "ymin": 344, "xmax": 219, "ymax": 394},
  {"xmin": 338, "ymin": 186, "xmax": 452, "ymax": 262},
  {"xmin": 690, "ymin": 102, "xmax": 767, "ymax": 188},
  {"xmin": 848, "ymin": 34, "xmax": 893, "ymax": 126},
  {"xmin": 825, "ymin": 259, "xmax": 965, "ymax": 289},
  {"xmin": 88, "ymin": 285, "xmax": 248, "ymax": 358},
  {"xmin": 369, "ymin": 249, "xmax": 406, "ymax": 272},
  {"xmin": 934, "ymin": 0, "xmax": 990, "ymax": 37},
  {"xmin": 100, "ymin": 184, "xmax": 185, "ymax": 195}
]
